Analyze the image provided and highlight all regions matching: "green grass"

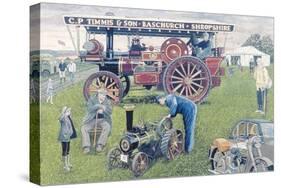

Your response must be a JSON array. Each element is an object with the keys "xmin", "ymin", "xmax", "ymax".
[{"xmin": 35, "ymin": 65, "xmax": 273, "ymax": 185}]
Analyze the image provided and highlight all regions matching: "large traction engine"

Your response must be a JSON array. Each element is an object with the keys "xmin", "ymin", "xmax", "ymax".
[
  {"xmin": 83, "ymin": 37, "xmax": 223, "ymax": 104},
  {"xmin": 63, "ymin": 16, "xmax": 232, "ymax": 104}
]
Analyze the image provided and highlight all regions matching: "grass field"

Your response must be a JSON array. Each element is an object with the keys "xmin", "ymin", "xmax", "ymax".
[{"xmin": 34, "ymin": 65, "xmax": 273, "ymax": 185}]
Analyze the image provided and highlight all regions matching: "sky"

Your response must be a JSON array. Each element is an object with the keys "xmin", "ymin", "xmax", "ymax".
[{"xmin": 30, "ymin": 2, "xmax": 274, "ymax": 53}]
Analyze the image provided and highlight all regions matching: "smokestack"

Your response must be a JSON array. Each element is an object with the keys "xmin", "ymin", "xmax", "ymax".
[{"xmin": 123, "ymin": 104, "xmax": 135, "ymax": 132}]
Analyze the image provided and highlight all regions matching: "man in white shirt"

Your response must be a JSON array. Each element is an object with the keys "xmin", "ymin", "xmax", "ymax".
[{"xmin": 67, "ymin": 61, "xmax": 77, "ymax": 84}]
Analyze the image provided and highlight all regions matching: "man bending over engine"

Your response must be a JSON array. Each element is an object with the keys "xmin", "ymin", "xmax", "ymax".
[
  {"xmin": 189, "ymin": 32, "xmax": 212, "ymax": 59},
  {"xmin": 81, "ymin": 89, "xmax": 112, "ymax": 154},
  {"xmin": 157, "ymin": 94, "xmax": 197, "ymax": 153}
]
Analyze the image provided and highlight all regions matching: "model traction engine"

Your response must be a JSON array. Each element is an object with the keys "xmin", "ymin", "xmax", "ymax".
[{"xmin": 107, "ymin": 104, "xmax": 184, "ymax": 177}]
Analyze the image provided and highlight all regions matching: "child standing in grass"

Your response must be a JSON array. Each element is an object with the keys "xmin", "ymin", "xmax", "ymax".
[
  {"xmin": 46, "ymin": 78, "xmax": 54, "ymax": 104},
  {"xmin": 58, "ymin": 106, "xmax": 77, "ymax": 172}
]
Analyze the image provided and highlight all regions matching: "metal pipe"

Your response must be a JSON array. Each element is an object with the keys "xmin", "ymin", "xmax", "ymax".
[
  {"xmin": 106, "ymin": 28, "xmax": 114, "ymax": 58},
  {"xmin": 76, "ymin": 26, "xmax": 80, "ymax": 54},
  {"xmin": 124, "ymin": 105, "xmax": 135, "ymax": 131},
  {"xmin": 66, "ymin": 25, "xmax": 78, "ymax": 56}
]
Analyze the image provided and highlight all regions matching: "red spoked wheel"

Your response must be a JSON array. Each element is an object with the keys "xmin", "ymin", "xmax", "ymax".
[
  {"xmin": 163, "ymin": 56, "xmax": 211, "ymax": 103},
  {"xmin": 160, "ymin": 38, "xmax": 189, "ymax": 64},
  {"xmin": 83, "ymin": 71, "xmax": 123, "ymax": 104}
]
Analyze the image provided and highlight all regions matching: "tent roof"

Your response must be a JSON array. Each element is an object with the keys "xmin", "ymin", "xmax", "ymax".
[{"xmin": 225, "ymin": 46, "xmax": 269, "ymax": 56}]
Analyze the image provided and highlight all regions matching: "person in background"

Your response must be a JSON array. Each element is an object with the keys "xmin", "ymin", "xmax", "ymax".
[
  {"xmin": 67, "ymin": 60, "xmax": 77, "ymax": 84},
  {"xmin": 81, "ymin": 89, "xmax": 113, "ymax": 154},
  {"xmin": 58, "ymin": 107, "xmax": 77, "ymax": 172},
  {"xmin": 237, "ymin": 58, "xmax": 243, "ymax": 72},
  {"xmin": 249, "ymin": 57, "xmax": 255, "ymax": 74},
  {"xmin": 59, "ymin": 60, "xmax": 67, "ymax": 84},
  {"xmin": 253, "ymin": 57, "xmax": 272, "ymax": 114},
  {"xmin": 156, "ymin": 94, "xmax": 197, "ymax": 153},
  {"xmin": 189, "ymin": 32, "xmax": 212, "ymax": 59},
  {"xmin": 46, "ymin": 78, "xmax": 54, "ymax": 104}
]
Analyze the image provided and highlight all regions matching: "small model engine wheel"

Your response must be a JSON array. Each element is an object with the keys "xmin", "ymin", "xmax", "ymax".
[
  {"xmin": 156, "ymin": 117, "xmax": 173, "ymax": 137},
  {"xmin": 211, "ymin": 150, "xmax": 227, "ymax": 173},
  {"xmin": 131, "ymin": 152, "xmax": 149, "ymax": 177},
  {"xmin": 120, "ymin": 75, "xmax": 130, "ymax": 97},
  {"xmin": 250, "ymin": 159, "xmax": 274, "ymax": 172},
  {"xmin": 163, "ymin": 56, "xmax": 211, "ymax": 103},
  {"xmin": 83, "ymin": 71, "xmax": 123, "ymax": 104},
  {"xmin": 107, "ymin": 147, "xmax": 127, "ymax": 170},
  {"xmin": 160, "ymin": 129, "xmax": 184, "ymax": 160}
]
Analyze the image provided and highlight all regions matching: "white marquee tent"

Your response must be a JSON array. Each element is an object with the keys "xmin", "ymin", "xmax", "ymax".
[{"xmin": 224, "ymin": 46, "xmax": 270, "ymax": 67}]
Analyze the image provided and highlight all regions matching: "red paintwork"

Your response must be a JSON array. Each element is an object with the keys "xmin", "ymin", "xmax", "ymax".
[
  {"xmin": 82, "ymin": 54, "xmax": 103, "ymax": 60},
  {"xmin": 205, "ymin": 57, "xmax": 222, "ymax": 76},
  {"xmin": 119, "ymin": 57, "xmax": 138, "ymax": 75},
  {"xmin": 204, "ymin": 57, "xmax": 224, "ymax": 88},
  {"xmin": 134, "ymin": 72, "xmax": 160, "ymax": 85},
  {"xmin": 219, "ymin": 67, "xmax": 225, "ymax": 76},
  {"xmin": 141, "ymin": 52, "xmax": 162, "ymax": 61},
  {"xmin": 160, "ymin": 38, "xmax": 189, "ymax": 64},
  {"xmin": 211, "ymin": 76, "xmax": 221, "ymax": 87}
]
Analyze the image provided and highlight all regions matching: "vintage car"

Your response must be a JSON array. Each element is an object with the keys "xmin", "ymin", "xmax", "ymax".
[
  {"xmin": 30, "ymin": 53, "xmax": 59, "ymax": 77},
  {"xmin": 208, "ymin": 119, "xmax": 274, "ymax": 174}
]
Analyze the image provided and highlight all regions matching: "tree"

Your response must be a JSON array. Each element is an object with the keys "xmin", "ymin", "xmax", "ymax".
[{"xmin": 242, "ymin": 34, "xmax": 274, "ymax": 63}]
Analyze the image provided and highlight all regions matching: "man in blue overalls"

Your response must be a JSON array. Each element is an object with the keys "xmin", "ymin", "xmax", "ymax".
[{"xmin": 157, "ymin": 94, "xmax": 197, "ymax": 153}]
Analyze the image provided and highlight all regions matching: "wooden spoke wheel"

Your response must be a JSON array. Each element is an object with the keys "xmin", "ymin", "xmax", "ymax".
[
  {"xmin": 120, "ymin": 75, "xmax": 130, "ymax": 97},
  {"xmin": 160, "ymin": 38, "xmax": 189, "ymax": 64},
  {"xmin": 107, "ymin": 147, "xmax": 127, "ymax": 170},
  {"xmin": 163, "ymin": 56, "xmax": 211, "ymax": 103},
  {"xmin": 83, "ymin": 71, "xmax": 123, "ymax": 104},
  {"xmin": 161, "ymin": 129, "xmax": 184, "ymax": 160},
  {"xmin": 131, "ymin": 152, "xmax": 149, "ymax": 177}
]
